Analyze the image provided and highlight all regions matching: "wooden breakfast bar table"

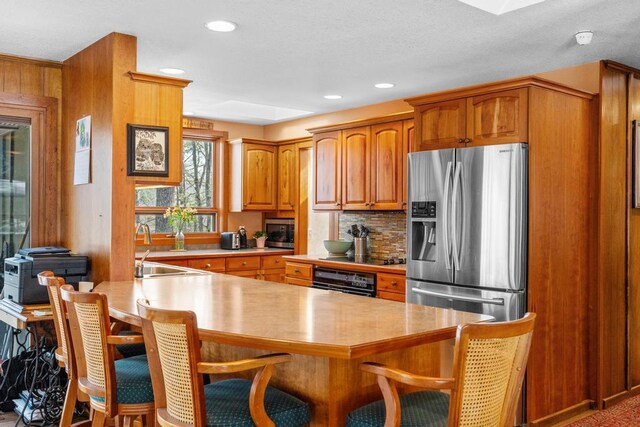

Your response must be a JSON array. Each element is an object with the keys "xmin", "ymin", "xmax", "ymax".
[{"xmin": 96, "ymin": 274, "xmax": 491, "ymax": 426}]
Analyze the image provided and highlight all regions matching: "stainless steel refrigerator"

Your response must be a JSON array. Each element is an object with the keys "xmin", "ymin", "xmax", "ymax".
[{"xmin": 406, "ymin": 143, "xmax": 527, "ymax": 322}]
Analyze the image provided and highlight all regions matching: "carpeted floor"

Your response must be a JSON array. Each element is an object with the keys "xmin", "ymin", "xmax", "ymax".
[{"xmin": 567, "ymin": 395, "xmax": 640, "ymax": 426}]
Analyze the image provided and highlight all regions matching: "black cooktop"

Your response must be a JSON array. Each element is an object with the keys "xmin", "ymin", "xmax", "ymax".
[{"xmin": 319, "ymin": 256, "xmax": 406, "ymax": 266}]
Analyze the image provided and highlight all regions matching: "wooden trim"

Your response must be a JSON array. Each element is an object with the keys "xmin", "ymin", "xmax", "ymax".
[
  {"xmin": 602, "ymin": 390, "xmax": 630, "ymax": 408},
  {"xmin": 0, "ymin": 53, "xmax": 63, "ymax": 69},
  {"xmin": 0, "ymin": 92, "xmax": 59, "ymax": 247},
  {"xmin": 604, "ymin": 60, "xmax": 640, "ymax": 79},
  {"xmin": 183, "ymin": 128, "xmax": 226, "ymax": 140},
  {"xmin": 529, "ymin": 400, "xmax": 594, "ymax": 427},
  {"xmin": 128, "ymin": 71, "xmax": 191, "ymax": 88},
  {"xmin": 306, "ymin": 111, "xmax": 414, "ymax": 134},
  {"xmin": 276, "ymin": 136, "xmax": 313, "ymax": 145},
  {"xmin": 405, "ymin": 76, "xmax": 595, "ymax": 106},
  {"xmin": 228, "ymin": 137, "xmax": 277, "ymax": 146}
]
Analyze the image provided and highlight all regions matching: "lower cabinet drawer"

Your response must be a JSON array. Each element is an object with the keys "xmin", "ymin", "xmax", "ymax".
[
  {"xmin": 285, "ymin": 277, "xmax": 313, "ymax": 287},
  {"xmin": 378, "ymin": 291, "xmax": 406, "ymax": 302},
  {"xmin": 377, "ymin": 273, "xmax": 406, "ymax": 295},
  {"xmin": 227, "ymin": 270, "xmax": 260, "ymax": 279},
  {"xmin": 261, "ymin": 255, "xmax": 285, "ymax": 269},
  {"xmin": 226, "ymin": 256, "xmax": 261, "ymax": 271},
  {"xmin": 284, "ymin": 262, "xmax": 313, "ymax": 280},
  {"xmin": 187, "ymin": 258, "xmax": 226, "ymax": 272}
]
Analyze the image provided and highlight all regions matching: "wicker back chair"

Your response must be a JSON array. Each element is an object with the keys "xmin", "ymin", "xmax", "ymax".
[
  {"xmin": 38, "ymin": 271, "xmax": 90, "ymax": 426},
  {"xmin": 61, "ymin": 286, "xmax": 155, "ymax": 426},
  {"xmin": 347, "ymin": 313, "xmax": 536, "ymax": 427},
  {"xmin": 137, "ymin": 299, "xmax": 311, "ymax": 427}
]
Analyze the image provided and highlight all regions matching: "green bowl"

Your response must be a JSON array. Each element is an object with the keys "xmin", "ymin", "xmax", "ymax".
[{"xmin": 323, "ymin": 240, "xmax": 353, "ymax": 255}]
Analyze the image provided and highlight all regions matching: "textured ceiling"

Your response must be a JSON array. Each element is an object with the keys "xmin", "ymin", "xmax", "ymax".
[{"xmin": 1, "ymin": 0, "xmax": 638, "ymax": 124}]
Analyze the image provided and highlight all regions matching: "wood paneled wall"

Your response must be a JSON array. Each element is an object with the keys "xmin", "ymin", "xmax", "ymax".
[
  {"xmin": 628, "ymin": 75, "xmax": 640, "ymax": 391},
  {"xmin": 61, "ymin": 33, "xmax": 137, "ymax": 283},
  {"xmin": 597, "ymin": 65, "xmax": 629, "ymax": 405}
]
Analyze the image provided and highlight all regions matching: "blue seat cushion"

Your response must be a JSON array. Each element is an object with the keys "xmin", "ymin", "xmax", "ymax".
[
  {"xmin": 91, "ymin": 354, "xmax": 154, "ymax": 405},
  {"xmin": 347, "ymin": 390, "xmax": 450, "ymax": 427},
  {"xmin": 115, "ymin": 330, "xmax": 146, "ymax": 358},
  {"xmin": 203, "ymin": 379, "xmax": 310, "ymax": 427}
]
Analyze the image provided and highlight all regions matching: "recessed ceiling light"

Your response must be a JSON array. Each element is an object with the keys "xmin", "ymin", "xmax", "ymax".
[
  {"xmin": 457, "ymin": 0, "xmax": 544, "ymax": 15},
  {"xmin": 159, "ymin": 67, "xmax": 185, "ymax": 75},
  {"xmin": 374, "ymin": 83, "xmax": 395, "ymax": 89},
  {"xmin": 324, "ymin": 95, "xmax": 343, "ymax": 100},
  {"xmin": 575, "ymin": 31, "xmax": 594, "ymax": 46},
  {"xmin": 205, "ymin": 20, "xmax": 237, "ymax": 32},
  {"xmin": 183, "ymin": 111, "xmax": 194, "ymax": 116}
]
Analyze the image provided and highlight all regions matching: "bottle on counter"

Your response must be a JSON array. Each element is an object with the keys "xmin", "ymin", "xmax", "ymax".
[{"xmin": 238, "ymin": 226, "xmax": 248, "ymax": 249}]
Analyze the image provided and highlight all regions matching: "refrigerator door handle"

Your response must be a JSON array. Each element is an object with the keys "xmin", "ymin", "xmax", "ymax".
[
  {"xmin": 442, "ymin": 161, "xmax": 453, "ymax": 270},
  {"xmin": 411, "ymin": 287, "xmax": 505, "ymax": 306},
  {"xmin": 451, "ymin": 161, "xmax": 462, "ymax": 271}
]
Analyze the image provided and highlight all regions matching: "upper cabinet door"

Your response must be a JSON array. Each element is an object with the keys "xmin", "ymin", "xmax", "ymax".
[
  {"xmin": 277, "ymin": 144, "xmax": 296, "ymax": 211},
  {"xmin": 342, "ymin": 127, "xmax": 370, "ymax": 210},
  {"xmin": 370, "ymin": 121, "xmax": 403, "ymax": 210},
  {"xmin": 414, "ymin": 99, "xmax": 466, "ymax": 151},
  {"xmin": 402, "ymin": 119, "xmax": 414, "ymax": 210},
  {"xmin": 313, "ymin": 131, "xmax": 342, "ymax": 210},
  {"xmin": 466, "ymin": 88, "xmax": 528, "ymax": 145},
  {"xmin": 243, "ymin": 143, "xmax": 277, "ymax": 210}
]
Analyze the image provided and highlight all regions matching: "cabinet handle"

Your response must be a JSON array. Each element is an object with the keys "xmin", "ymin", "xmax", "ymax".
[
  {"xmin": 275, "ymin": 260, "xmax": 280, "ymax": 263},
  {"xmin": 335, "ymin": 202, "xmax": 341, "ymax": 206},
  {"xmin": 242, "ymin": 262, "xmax": 247, "ymax": 266},
  {"xmin": 391, "ymin": 281, "xmax": 398, "ymax": 286},
  {"xmin": 205, "ymin": 263, "xmax": 211, "ymax": 268},
  {"xmin": 464, "ymin": 138, "xmax": 472, "ymax": 143},
  {"xmin": 294, "ymin": 269, "xmax": 301, "ymax": 274},
  {"xmin": 458, "ymin": 138, "xmax": 465, "ymax": 144}
]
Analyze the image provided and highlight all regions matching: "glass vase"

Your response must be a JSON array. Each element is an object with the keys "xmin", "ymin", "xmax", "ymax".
[{"xmin": 174, "ymin": 230, "xmax": 185, "ymax": 251}]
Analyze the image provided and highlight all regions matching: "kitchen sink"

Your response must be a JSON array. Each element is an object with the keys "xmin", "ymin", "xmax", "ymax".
[{"xmin": 139, "ymin": 263, "xmax": 208, "ymax": 278}]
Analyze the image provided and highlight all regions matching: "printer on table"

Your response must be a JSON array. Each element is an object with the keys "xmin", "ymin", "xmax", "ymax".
[{"xmin": 3, "ymin": 246, "xmax": 89, "ymax": 305}]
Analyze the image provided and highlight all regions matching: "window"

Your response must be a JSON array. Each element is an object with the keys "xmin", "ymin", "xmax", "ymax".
[{"xmin": 135, "ymin": 133, "xmax": 222, "ymax": 244}]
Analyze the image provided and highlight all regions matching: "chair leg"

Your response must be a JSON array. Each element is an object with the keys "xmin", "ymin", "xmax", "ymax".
[
  {"xmin": 60, "ymin": 377, "xmax": 78, "ymax": 427},
  {"xmin": 116, "ymin": 415, "xmax": 134, "ymax": 427},
  {"xmin": 91, "ymin": 411, "xmax": 107, "ymax": 427},
  {"xmin": 142, "ymin": 410, "xmax": 155, "ymax": 427}
]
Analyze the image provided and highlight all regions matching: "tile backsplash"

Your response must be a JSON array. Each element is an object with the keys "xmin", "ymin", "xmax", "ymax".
[{"xmin": 338, "ymin": 211, "xmax": 407, "ymax": 260}]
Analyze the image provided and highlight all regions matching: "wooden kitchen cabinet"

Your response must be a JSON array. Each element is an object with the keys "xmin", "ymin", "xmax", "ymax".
[
  {"xmin": 411, "ymin": 88, "xmax": 528, "ymax": 151},
  {"xmin": 466, "ymin": 88, "xmax": 528, "ymax": 145},
  {"xmin": 226, "ymin": 256, "xmax": 261, "ymax": 271},
  {"xmin": 310, "ymin": 114, "xmax": 411, "ymax": 212},
  {"xmin": 186, "ymin": 258, "xmax": 225, "ymax": 273},
  {"xmin": 277, "ymin": 143, "xmax": 296, "ymax": 211},
  {"xmin": 313, "ymin": 131, "xmax": 342, "ymax": 210},
  {"xmin": 414, "ymin": 99, "xmax": 466, "ymax": 151},
  {"xmin": 370, "ymin": 121, "xmax": 403, "ymax": 210},
  {"xmin": 377, "ymin": 272, "xmax": 406, "ymax": 302},
  {"xmin": 342, "ymin": 127, "xmax": 370, "ymax": 210},
  {"xmin": 229, "ymin": 139, "xmax": 278, "ymax": 212}
]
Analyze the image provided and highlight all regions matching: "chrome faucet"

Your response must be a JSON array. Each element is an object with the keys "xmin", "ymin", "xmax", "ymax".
[{"xmin": 135, "ymin": 222, "xmax": 152, "ymax": 245}]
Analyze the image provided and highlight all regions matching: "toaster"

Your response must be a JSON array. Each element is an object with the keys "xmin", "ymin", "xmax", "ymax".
[{"xmin": 221, "ymin": 232, "xmax": 240, "ymax": 250}]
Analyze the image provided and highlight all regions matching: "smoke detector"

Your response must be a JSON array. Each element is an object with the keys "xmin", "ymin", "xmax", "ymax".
[{"xmin": 575, "ymin": 31, "xmax": 594, "ymax": 46}]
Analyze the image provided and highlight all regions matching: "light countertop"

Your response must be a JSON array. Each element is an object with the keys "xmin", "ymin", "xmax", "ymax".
[
  {"xmin": 136, "ymin": 248, "xmax": 294, "ymax": 260},
  {"xmin": 283, "ymin": 254, "xmax": 406, "ymax": 275}
]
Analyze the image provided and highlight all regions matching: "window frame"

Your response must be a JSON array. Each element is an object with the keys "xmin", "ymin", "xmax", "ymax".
[{"xmin": 135, "ymin": 128, "xmax": 227, "ymax": 246}]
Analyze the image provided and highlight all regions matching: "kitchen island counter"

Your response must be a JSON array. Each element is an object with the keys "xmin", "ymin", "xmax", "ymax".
[{"xmin": 96, "ymin": 275, "xmax": 489, "ymax": 425}]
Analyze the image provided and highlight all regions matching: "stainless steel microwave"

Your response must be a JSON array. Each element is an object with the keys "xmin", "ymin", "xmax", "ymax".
[{"xmin": 264, "ymin": 219, "xmax": 294, "ymax": 249}]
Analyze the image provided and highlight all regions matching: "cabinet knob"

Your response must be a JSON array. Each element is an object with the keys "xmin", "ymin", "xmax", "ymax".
[
  {"xmin": 335, "ymin": 202, "xmax": 341, "ymax": 206},
  {"xmin": 242, "ymin": 262, "xmax": 247, "ymax": 266},
  {"xmin": 391, "ymin": 281, "xmax": 398, "ymax": 286},
  {"xmin": 458, "ymin": 138, "xmax": 465, "ymax": 144},
  {"xmin": 275, "ymin": 260, "xmax": 280, "ymax": 263},
  {"xmin": 205, "ymin": 263, "xmax": 211, "ymax": 268},
  {"xmin": 294, "ymin": 269, "xmax": 301, "ymax": 274},
  {"xmin": 464, "ymin": 138, "xmax": 472, "ymax": 143}
]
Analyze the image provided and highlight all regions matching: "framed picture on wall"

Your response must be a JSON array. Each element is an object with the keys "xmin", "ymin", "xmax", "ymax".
[
  {"xmin": 127, "ymin": 124, "xmax": 169, "ymax": 177},
  {"xmin": 635, "ymin": 120, "xmax": 640, "ymax": 208}
]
